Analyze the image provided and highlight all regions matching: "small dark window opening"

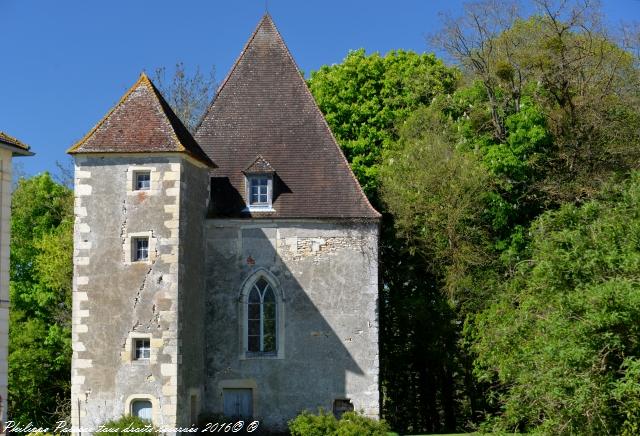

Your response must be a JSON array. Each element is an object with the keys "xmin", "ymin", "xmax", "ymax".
[
  {"xmin": 134, "ymin": 338, "xmax": 150, "ymax": 360},
  {"xmin": 134, "ymin": 238, "xmax": 149, "ymax": 261},
  {"xmin": 135, "ymin": 172, "xmax": 151, "ymax": 190},
  {"xmin": 333, "ymin": 399, "xmax": 354, "ymax": 419}
]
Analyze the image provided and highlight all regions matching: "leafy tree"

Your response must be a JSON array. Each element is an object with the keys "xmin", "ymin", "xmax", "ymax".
[
  {"xmin": 470, "ymin": 172, "xmax": 640, "ymax": 434},
  {"xmin": 308, "ymin": 49, "xmax": 459, "ymax": 199},
  {"xmin": 8, "ymin": 173, "xmax": 73, "ymax": 425},
  {"xmin": 381, "ymin": 109, "xmax": 493, "ymax": 300},
  {"xmin": 436, "ymin": 0, "xmax": 640, "ymax": 204}
]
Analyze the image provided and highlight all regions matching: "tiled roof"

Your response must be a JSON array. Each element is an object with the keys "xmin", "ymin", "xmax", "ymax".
[
  {"xmin": 244, "ymin": 155, "xmax": 275, "ymax": 173},
  {"xmin": 0, "ymin": 131, "xmax": 33, "ymax": 155},
  {"xmin": 195, "ymin": 14, "xmax": 380, "ymax": 219},
  {"xmin": 68, "ymin": 73, "xmax": 215, "ymax": 167}
]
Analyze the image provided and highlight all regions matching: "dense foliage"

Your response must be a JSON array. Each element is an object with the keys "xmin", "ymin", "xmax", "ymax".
[
  {"xmin": 9, "ymin": 173, "xmax": 73, "ymax": 425},
  {"xmin": 288, "ymin": 410, "xmax": 390, "ymax": 436},
  {"xmin": 310, "ymin": 1, "xmax": 640, "ymax": 433},
  {"xmin": 308, "ymin": 49, "xmax": 459, "ymax": 199},
  {"xmin": 471, "ymin": 174, "xmax": 640, "ymax": 434}
]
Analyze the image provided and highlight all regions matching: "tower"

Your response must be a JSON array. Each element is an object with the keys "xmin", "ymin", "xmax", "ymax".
[{"xmin": 68, "ymin": 74, "xmax": 214, "ymax": 427}]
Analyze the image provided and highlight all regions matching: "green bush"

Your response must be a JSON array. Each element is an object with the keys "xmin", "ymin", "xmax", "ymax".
[
  {"xmin": 288, "ymin": 409, "xmax": 389, "ymax": 436},
  {"xmin": 94, "ymin": 415, "xmax": 158, "ymax": 436}
]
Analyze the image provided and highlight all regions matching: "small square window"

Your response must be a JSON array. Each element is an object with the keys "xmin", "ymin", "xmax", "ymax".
[
  {"xmin": 134, "ymin": 338, "xmax": 150, "ymax": 360},
  {"xmin": 135, "ymin": 172, "xmax": 151, "ymax": 191},
  {"xmin": 133, "ymin": 238, "xmax": 149, "ymax": 261}
]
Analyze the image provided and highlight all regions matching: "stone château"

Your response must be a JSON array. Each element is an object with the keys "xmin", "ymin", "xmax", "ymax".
[{"xmin": 68, "ymin": 14, "xmax": 380, "ymax": 431}]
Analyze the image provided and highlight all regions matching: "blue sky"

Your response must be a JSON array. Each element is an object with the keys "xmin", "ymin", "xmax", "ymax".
[{"xmin": 1, "ymin": 0, "xmax": 639, "ymax": 178}]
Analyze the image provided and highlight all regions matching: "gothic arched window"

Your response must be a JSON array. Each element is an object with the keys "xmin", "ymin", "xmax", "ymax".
[{"xmin": 247, "ymin": 278, "xmax": 277, "ymax": 353}]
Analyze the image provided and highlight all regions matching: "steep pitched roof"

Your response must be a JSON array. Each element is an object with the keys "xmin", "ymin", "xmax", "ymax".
[
  {"xmin": 0, "ymin": 131, "xmax": 33, "ymax": 156},
  {"xmin": 68, "ymin": 73, "xmax": 215, "ymax": 167},
  {"xmin": 195, "ymin": 14, "xmax": 380, "ymax": 219}
]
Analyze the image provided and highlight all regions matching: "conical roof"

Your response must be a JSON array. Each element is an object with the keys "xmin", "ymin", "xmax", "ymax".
[
  {"xmin": 195, "ymin": 14, "xmax": 379, "ymax": 219},
  {"xmin": 68, "ymin": 73, "xmax": 215, "ymax": 167}
]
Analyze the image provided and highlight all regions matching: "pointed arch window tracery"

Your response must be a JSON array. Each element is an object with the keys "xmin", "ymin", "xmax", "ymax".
[{"xmin": 247, "ymin": 278, "xmax": 277, "ymax": 353}]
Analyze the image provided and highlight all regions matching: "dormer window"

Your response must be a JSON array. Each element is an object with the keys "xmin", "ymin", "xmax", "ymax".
[
  {"xmin": 244, "ymin": 155, "xmax": 275, "ymax": 212},
  {"xmin": 249, "ymin": 176, "xmax": 271, "ymax": 207}
]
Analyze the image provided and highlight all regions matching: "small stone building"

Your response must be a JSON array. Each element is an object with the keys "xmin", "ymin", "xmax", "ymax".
[
  {"xmin": 0, "ymin": 132, "xmax": 33, "ymax": 426},
  {"xmin": 68, "ymin": 15, "xmax": 380, "ymax": 431}
]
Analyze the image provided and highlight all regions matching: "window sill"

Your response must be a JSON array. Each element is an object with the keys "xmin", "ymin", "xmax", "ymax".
[
  {"xmin": 243, "ymin": 206, "xmax": 275, "ymax": 213},
  {"xmin": 240, "ymin": 351, "xmax": 282, "ymax": 360}
]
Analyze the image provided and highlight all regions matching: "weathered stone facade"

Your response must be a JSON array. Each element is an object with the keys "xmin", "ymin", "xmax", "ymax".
[
  {"xmin": 204, "ymin": 220, "xmax": 379, "ymax": 430},
  {"xmin": 69, "ymin": 14, "xmax": 380, "ymax": 433}
]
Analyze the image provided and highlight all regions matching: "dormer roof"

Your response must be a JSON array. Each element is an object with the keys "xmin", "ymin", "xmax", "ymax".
[
  {"xmin": 244, "ymin": 155, "xmax": 275, "ymax": 174},
  {"xmin": 195, "ymin": 14, "xmax": 380, "ymax": 219},
  {"xmin": 68, "ymin": 73, "xmax": 215, "ymax": 168}
]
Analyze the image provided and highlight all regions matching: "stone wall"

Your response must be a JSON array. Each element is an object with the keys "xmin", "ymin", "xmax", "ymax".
[
  {"xmin": 0, "ymin": 149, "xmax": 12, "ymax": 425},
  {"xmin": 70, "ymin": 155, "xmax": 207, "ymax": 429},
  {"xmin": 176, "ymin": 159, "xmax": 209, "ymax": 425},
  {"xmin": 203, "ymin": 219, "xmax": 379, "ymax": 431}
]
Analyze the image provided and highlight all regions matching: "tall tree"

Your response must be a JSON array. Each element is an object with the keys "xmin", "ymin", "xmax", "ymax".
[
  {"xmin": 8, "ymin": 173, "xmax": 73, "ymax": 425},
  {"xmin": 435, "ymin": 0, "xmax": 640, "ymax": 204},
  {"xmin": 308, "ymin": 49, "xmax": 459, "ymax": 200},
  {"xmin": 471, "ymin": 172, "xmax": 640, "ymax": 434}
]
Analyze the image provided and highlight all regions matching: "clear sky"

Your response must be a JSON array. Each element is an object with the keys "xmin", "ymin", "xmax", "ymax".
[{"xmin": 1, "ymin": 0, "xmax": 639, "ymax": 178}]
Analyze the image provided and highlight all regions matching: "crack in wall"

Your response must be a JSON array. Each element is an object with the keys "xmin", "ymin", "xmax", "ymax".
[{"xmin": 119, "ymin": 200, "xmax": 128, "ymax": 263}]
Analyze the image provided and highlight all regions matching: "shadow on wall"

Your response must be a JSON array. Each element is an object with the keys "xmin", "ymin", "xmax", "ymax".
[{"xmin": 203, "ymin": 224, "xmax": 374, "ymax": 429}]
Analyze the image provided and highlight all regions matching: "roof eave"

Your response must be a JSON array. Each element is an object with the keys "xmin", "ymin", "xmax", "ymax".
[{"xmin": 0, "ymin": 142, "xmax": 34, "ymax": 156}]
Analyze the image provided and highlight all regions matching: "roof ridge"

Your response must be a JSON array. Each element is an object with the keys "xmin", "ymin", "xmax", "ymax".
[{"xmin": 195, "ymin": 14, "xmax": 272, "ymax": 133}]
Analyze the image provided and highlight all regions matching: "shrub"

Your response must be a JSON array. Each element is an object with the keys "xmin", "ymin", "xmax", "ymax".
[
  {"xmin": 288, "ymin": 409, "xmax": 389, "ymax": 436},
  {"xmin": 94, "ymin": 415, "xmax": 158, "ymax": 436}
]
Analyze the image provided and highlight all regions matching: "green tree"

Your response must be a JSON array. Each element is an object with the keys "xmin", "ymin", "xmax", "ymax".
[
  {"xmin": 8, "ymin": 173, "xmax": 73, "ymax": 425},
  {"xmin": 437, "ymin": 0, "xmax": 640, "ymax": 204},
  {"xmin": 308, "ymin": 49, "xmax": 459, "ymax": 200},
  {"xmin": 470, "ymin": 172, "xmax": 640, "ymax": 434}
]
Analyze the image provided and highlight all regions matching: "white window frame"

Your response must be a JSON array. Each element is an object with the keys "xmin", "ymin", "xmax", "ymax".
[
  {"xmin": 133, "ymin": 338, "xmax": 150, "ymax": 360},
  {"xmin": 244, "ymin": 175, "xmax": 274, "ymax": 212},
  {"xmin": 134, "ymin": 171, "xmax": 151, "ymax": 191},
  {"xmin": 126, "ymin": 166, "xmax": 159, "ymax": 196},
  {"xmin": 133, "ymin": 237, "xmax": 149, "ymax": 262},
  {"xmin": 124, "ymin": 231, "xmax": 156, "ymax": 265}
]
